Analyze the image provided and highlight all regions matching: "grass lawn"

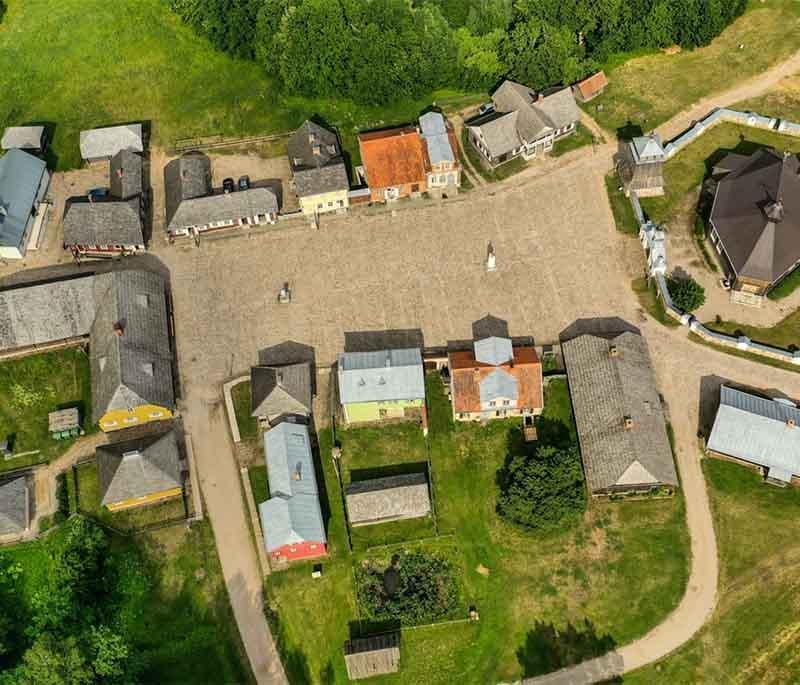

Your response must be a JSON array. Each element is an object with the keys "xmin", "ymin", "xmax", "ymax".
[
  {"xmin": 704, "ymin": 309, "xmax": 800, "ymax": 351},
  {"xmin": 265, "ymin": 374, "xmax": 690, "ymax": 684},
  {"xmin": 589, "ymin": 1, "xmax": 800, "ymax": 135},
  {"xmin": 632, "ymin": 277, "xmax": 681, "ymax": 328},
  {"xmin": 627, "ymin": 459, "xmax": 800, "ymax": 684},
  {"xmin": 688, "ymin": 332, "xmax": 800, "ymax": 375},
  {"xmin": 769, "ymin": 269, "xmax": 800, "ymax": 301},
  {"xmin": 72, "ymin": 460, "xmax": 187, "ymax": 532},
  {"xmin": 550, "ymin": 124, "xmax": 597, "ymax": 157},
  {"xmin": 1, "ymin": 520, "xmax": 254, "ymax": 684},
  {"xmin": 0, "ymin": 348, "xmax": 93, "ymax": 473},
  {"xmin": 736, "ymin": 70, "xmax": 800, "ymax": 123},
  {"xmin": 605, "ymin": 173, "xmax": 639, "ymax": 235},
  {"xmin": 460, "ymin": 127, "xmax": 528, "ymax": 182},
  {"xmin": 639, "ymin": 123, "xmax": 800, "ymax": 224},
  {"xmin": 249, "ymin": 463, "xmax": 269, "ymax": 504},
  {"xmin": 231, "ymin": 380, "xmax": 259, "ymax": 443},
  {"xmin": 0, "ymin": 0, "xmax": 481, "ymax": 170}
]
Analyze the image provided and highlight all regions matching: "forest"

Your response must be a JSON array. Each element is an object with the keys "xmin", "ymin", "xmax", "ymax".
[{"xmin": 169, "ymin": 0, "xmax": 749, "ymax": 104}]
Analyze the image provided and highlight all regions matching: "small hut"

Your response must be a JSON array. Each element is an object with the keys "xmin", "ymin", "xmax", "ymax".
[{"xmin": 343, "ymin": 633, "xmax": 401, "ymax": 680}]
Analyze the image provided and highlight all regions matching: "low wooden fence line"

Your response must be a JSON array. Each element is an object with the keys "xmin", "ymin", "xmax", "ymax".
[{"xmin": 171, "ymin": 130, "xmax": 292, "ymax": 153}]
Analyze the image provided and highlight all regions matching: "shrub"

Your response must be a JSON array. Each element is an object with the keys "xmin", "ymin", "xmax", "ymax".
[
  {"xmin": 356, "ymin": 551, "xmax": 459, "ymax": 625},
  {"xmin": 667, "ymin": 275, "xmax": 706, "ymax": 313},
  {"xmin": 497, "ymin": 445, "xmax": 586, "ymax": 531}
]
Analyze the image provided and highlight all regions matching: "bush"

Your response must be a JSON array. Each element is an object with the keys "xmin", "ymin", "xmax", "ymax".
[
  {"xmin": 356, "ymin": 551, "xmax": 459, "ymax": 626},
  {"xmin": 667, "ymin": 275, "xmax": 706, "ymax": 313},
  {"xmin": 497, "ymin": 445, "xmax": 586, "ymax": 531}
]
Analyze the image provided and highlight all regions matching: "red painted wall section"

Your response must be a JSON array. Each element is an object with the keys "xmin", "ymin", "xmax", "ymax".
[{"xmin": 271, "ymin": 541, "xmax": 328, "ymax": 562}]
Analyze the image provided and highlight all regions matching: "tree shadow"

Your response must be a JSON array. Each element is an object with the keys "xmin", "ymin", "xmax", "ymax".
[
  {"xmin": 616, "ymin": 121, "xmax": 643, "ymax": 141},
  {"xmin": 516, "ymin": 619, "xmax": 617, "ymax": 678},
  {"xmin": 349, "ymin": 461, "xmax": 428, "ymax": 483},
  {"xmin": 343, "ymin": 329, "xmax": 424, "ymax": 353}
]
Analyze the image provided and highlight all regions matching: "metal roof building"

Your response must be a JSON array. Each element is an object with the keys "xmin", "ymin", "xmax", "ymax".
[
  {"xmin": 707, "ymin": 386, "xmax": 800, "ymax": 485},
  {"xmin": 0, "ymin": 149, "xmax": 49, "ymax": 257},
  {"xmin": 420, "ymin": 111, "xmax": 455, "ymax": 165},
  {"xmin": 346, "ymin": 473, "xmax": 431, "ymax": 526},
  {"xmin": 264, "ymin": 422, "xmax": 318, "ymax": 497},
  {"xmin": 338, "ymin": 348, "xmax": 425, "ymax": 404}
]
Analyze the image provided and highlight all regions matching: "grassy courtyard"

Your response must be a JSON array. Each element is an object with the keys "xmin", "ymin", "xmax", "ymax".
[
  {"xmin": 231, "ymin": 380, "xmax": 259, "ymax": 444},
  {"xmin": 704, "ymin": 308, "xmax": 800, "ymax": 352},
  {"xmin": 589, "ymin": 1, "xmax": 800, "ymax": 135},
  {"xmin": 0, "ymin": 348, "xmax": 92, "ymax": 472},
  {"xmin": 550, "ymin": 124, "xmax": 597, "ymax": 158},
  {"xmin": 1, "ymin": 520, "xmax": 254, "ymax": 683},
  {"xmin": 627, "ymin": 459, "xmax": 800, "ymax": 684},
  {"xmin": 265, "ymin": 375, "xmax": 689, "ymax": 684}
]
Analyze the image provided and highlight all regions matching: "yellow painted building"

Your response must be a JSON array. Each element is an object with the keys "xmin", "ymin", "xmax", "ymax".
[
  {"xmin": 98, "ymin": 404, "xmax": 174, "ymax": 432},
  {"xmin": 299, "ymin": 187, "xmax": 349, "ymax": 216}
]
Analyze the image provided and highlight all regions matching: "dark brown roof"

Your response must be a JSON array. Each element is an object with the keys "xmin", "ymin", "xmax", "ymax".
[
  {"xmin": 710, "ymin": 149, "xmax": 800, "ymax": 284},
  {"xmin": 250, "ymin": 363, "xmax": 312, "ymax": 418}
]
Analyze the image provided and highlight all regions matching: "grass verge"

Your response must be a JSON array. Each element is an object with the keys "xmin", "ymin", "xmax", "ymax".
[
  {"xmin": 550, "ymin": 124, "xmax": 596, "ymax": 157},
  {"xmin": 768, "ymin": 269, "xmax": 800, "ymax": 301},
  {"xmin": 632, "ymin": 277, "xmax": 681, "ymax": 328},
  {"xmin": 704, "ymin": 309, "xmax": 800, "ymax": 351},
  {"xmin": 688, "ymin": 332, "xmax": 800, "ymax": 374},
  {"xmin": 231, "ymin": 380, "xmax": 258, "ymax": 443},
  {"xmin": 605, "ymin": 173, "xmax": 639, "ymax": 235}
]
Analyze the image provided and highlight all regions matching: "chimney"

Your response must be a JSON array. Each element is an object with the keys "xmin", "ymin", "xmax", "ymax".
[
  {"xmin": 623, "ymin": 416, "xmax": 634, "ymax": 430},
  {"xmin": 292, "ymin": 462, "xmax": 302, "ymax": 481},
  {"xmin": 609, "ymin": 345, "xmax": 619, "ymax": 357},
  {"xmin": 788, "ymin": 418, "xmax": 796, "ymax": 428},
  {"xmin": 113, "ymin": 321, "xmax": 124, "ymax": 337}
]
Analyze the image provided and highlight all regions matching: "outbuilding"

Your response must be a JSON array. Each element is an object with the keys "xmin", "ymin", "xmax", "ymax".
[
  {"xmin": 80, "ymin": 124, "xmax": 144, "ymax": 163},
  {"xmin": 344, "ymin": 633, "xmax": 401, "ymax": 680}
]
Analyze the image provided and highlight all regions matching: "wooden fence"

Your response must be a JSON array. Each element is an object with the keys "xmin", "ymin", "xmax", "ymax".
[{"xmin": 171, "ymin": 130, "xmax": 292, "ymax": 154}]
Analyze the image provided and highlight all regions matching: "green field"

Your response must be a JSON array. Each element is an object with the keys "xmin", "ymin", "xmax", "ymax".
[
  {"xmin": 0, "ymin": 348, "xmax": 93, "ymax": 472},
  {"xmin": 627, "ymin": 459, "xmax": 800, "ymax": 684},
  {"xmin": 550, "ymin": 124, "xmax": 597, "ymax": 158},
  {"xmin": 1, "ymin": 520, "xmax": 254, "ymax": 683},
  {"xmin": 589, "ymin": 1, "xmax": 800, "ymax": 135},
  {"xmin": 704, "ymin": 308, "xmax": 800, "ymax": 352},
  {"xmin": 231, "ymin": 381, "xmax": 259, "ymax": 443},
  {"xmin": 265, "ymin": 375, "xmax": 689, "ymax": 683}
]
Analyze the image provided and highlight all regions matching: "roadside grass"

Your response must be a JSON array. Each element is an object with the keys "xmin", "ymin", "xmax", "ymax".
[
  {"xmin": 460, "ymin": 127, "xmax": 528, "ymax": 182},
  {"xmin": 1, "ymin": 520, "xmax": 254, "ymax": 683},
  {"xmin": 588, "ymin": 1, "xmax": 800, "ymax": 135},
  {"xmin": 73, "ymin": 460, "xmax": 187, "ymax": 532},
  {"xmin": 248, "ymin": 463, "xmax": 269, "ymax": 504},
  {"xmin": 640, "ymin": 124, "xmax": 800, "ymax": 224},
  {"xmin": 632, "ymin": 277, "xmax": 681, "ymax": 328},
  {"xmin": 688, "ymin": 332, "xmax": 800, "ymax": 374},
  {"xmin": 736, "ymin": 70, "xmax": 800, "ymax": 122},
  {"xmin": 769, "ymin": 269, "xmax": 800, "ymax": 300},
  {"xmin": 265, "ymin": 373, "xmax": 690, "ymax": 683},
  {"xmin": 605, "ymin": 173, "xmax": 639, "ymax": 235},
  {"xmin": 626, "ymin": 459, "xmax": 800, "ymax": 684},
  {"xmin": 0, "ymin": 348, "xmax": 93, "ymax": 473},
  {"xmin": 231, "ymin": 380, "xmax": 258, "ymax": 443},
  {"xmin": 703, "ymin": 309, "xmax": 800, "ymax": 351},
  {"xmin": 550, "ymin": 124, "xmax": 596, "ymax": 157}
]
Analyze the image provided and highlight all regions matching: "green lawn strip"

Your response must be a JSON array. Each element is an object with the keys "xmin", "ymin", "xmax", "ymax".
[
  {"xmin": 626, "ymin": 459, "xmax": 800, "ymax": 683},
  {"xmin": 349, "ymin": 516, "xmax": 437, "ymax": 552},
  {"xmin": 688, "ymin": 332, "xmax": 800, "ymax": 374},
  {"xmin": 459, "ymin": 127, "xmax": 528, "ymax": 183},
  {"xmin": 768, "ymin": 268, "xmax": 800, "ymax": 300},
  {"xmin": 605, "ymin": 173, "xmax": 639, "ymax": 235},
  {"xmin": 703, "ymin": 309, "xmax": 800, "ymax": 351},
  {"xmin": 588, "ymin": 1, "xmax": 800, "ymax": 135},
  {"xmin": 0, "ymin": 348, "xmax": 93, "ymax": 472},
  {"xmin": 550, "ymin": 124, "xmax": 596, "ymax": 158},
  {"xmin": 631, "ymin": 278, "xmax": 681, "ymax": 328},
  {"xmin": 231, "ymin": 380, "xmax": 258, "ymax": 443},
  {"xmin": 248, "ymin": 463, "xmax": 269, "ymax": 504},
  {"xmin": 338, "ymin": 422, "xmax": 428, "ymax": 483},
  {"xmin": 640, "ymin": 124, "xmax": 800, "ymax": 224}
]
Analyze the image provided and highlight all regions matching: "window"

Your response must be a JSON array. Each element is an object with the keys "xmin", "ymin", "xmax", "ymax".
[
  {"xmin": 149, "ymin": 411, "xmax": 164, "ymax": 419},
  {"xmin": 337, "ymin": 200, "xmax": 344, "ymax": 207},
  {"xmin": 327, "ymin": 201, "xmax": 333, "ymax": 207},
  {"xmin": 124, "ymin": 416, "xmax": 138, "ymax": 424},
  {"xmin": 459, "ymin": 413, "xmax": 466, "ymax": 419},
  {"xmin": 411, "ymin": 184, "xmax": 420, "ymax": 193},
  {"xmin": 438, "ymin": 174, "xmax": 446, "ymax": 183},
  {"xmin": 503, "ymin": 400, "xmax": 510, "ymax": 406},
  {"xmin": 104, "ymin": 420, "xmax": 118, "ymax": 428},
  {"xmin": 489, "ymin": 401, "xmax": 496, "ymax": 407},
  {"xmin": 317, "ymin": 203, "xmax": 323, "ymax": 209}
]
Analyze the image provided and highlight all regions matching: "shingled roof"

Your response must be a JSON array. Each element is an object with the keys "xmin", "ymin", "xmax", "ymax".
[
  {"xmin": 62, "ymin": 198, "xmax": 143, "ymax": 248},
  {"xmin": 164, "ymin": 153, "xmax": 212, "ymax": 228},
  {"xmin": 90, "ymin": 270, "xmax": 174, "ymax": 422},
  {"xmin": 710, "ymin": 149, "xmax": 800, "ymax": 285},
  {"xmin": 96, "ymin": 429, "xmax": 182, "ymax": 507},
  {"xmin": 346, "ymin": 473, "xmax": 431, "ymax": 526},
  {"xmin": 80, "ymin": 124, "xmax": 143, "ymax": 161},
  {"xmin": 562, "ymin": 332, "xmax": 678, "ymax": 494},
  {"xmin": 288, "ymin": 121, "xmax": 349, "ymax": 198},
  {"xmin": 110, "ymin": 150, "xmax": 143, "ymax": 200},
  {"xmin": 250, "ymin": 363, "xmax": 312, "ymax": 419},
  {"xmin": 168, "ymin": 188, "xmax": 278, "ymax": 232},
  {"xmin": 0, "ymin": 477, "xmax": 29, "ymax": 535},
  {"xmin": 1, "ymin": 126, "xmax": 45, "ymax": 151}
]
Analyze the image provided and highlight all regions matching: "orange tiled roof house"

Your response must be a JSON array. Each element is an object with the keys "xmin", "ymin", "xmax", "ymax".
[
  {"xmin": 448, "ymin": 336, "xmax": 543, "ymax": 422},
  {"xmin": 358, "ymin": 126, "xmax": 429, "ymax": 202}
]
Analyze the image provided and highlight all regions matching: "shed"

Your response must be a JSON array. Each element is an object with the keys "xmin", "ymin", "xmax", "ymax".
[
  {"xmin": 1, "ymin": 126, "xmax": 46, "ymax": 152},
  {"xmin": 343, "ymin": 633, "xmax": 401, "ymax": 680},
  {"xmin": 346, "ymin": 472, "xmax": 431, "ymax": 526},
  {"xmin": 0, "ymin": 477, "xmax": 30, "ymax": 535},
  {"xmin": 573, "ymin": 71, "xmax": 609, "ymax": 102},
  {"xmin": 80, "ymin": 124, "xmax": 143, "ymax": 162},
  {"xmin": 48, "ymin": 407, "xmax": 80, "ymax": 436}
]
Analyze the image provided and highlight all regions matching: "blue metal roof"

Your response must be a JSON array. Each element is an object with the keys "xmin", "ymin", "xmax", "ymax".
[
  {"xmin": 0, "ymin": 149, "xmax": 47, "ymax": 249},
  {"xmin": 479, "ymin": 368, "xmax": 518, "ymax": 404},
  {"xmin": 474, "ymin": 336, "xmax": 513, "ymax": 365},
  {"xmin": 420, "ymin": 112, "xmax": 455, "ymax": 165},
  {"xmin": 707, "ymin": 386, "xmax": 800, "ymax": 482},
  {"xmin": 338, "ymin": 348, "xmax": 425, "ymax": 404},
  {"xmin": 264, "ymin": 422, "xmax": 318, "ymax": 497},
  {"xmin": 259, "ymin": 495, "xmax": 326, "ymax": 552}
]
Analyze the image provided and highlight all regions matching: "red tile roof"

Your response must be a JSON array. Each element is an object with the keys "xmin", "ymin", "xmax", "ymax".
[
  {"xmin": 358, "ymin": 127, "xmax": 429, "ymax": 189},
  {"xmin": 449, "ymin": 346, "xmax": 543, "ymax": 414},
  {"xmin": 575, "ymin": 71, "xmax": 608, "ymax": 100}
]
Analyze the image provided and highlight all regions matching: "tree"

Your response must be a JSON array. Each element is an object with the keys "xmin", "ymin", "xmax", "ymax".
[
  {"xmin": 497, "ymin": 445, "xmax": 586, "ymax": 531},
  {"xmin": 455, "ymin": 27, "xmax": 506, "ymax": 90},
  {"xmin": 19, "ymin": 634, "xmax": 93, "ymax": 685},
  {"xmin": 667, "ymin": 275, "xmax": 705, "ymax": 312},
  {"xmin": 88, "ymin": 626, "xmax": 131, "ymax": 682}
]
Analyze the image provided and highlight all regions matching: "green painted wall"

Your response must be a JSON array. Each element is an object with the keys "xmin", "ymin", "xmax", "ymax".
[{"xmin": 344, "ymin": 398, "xmax": 423, "ymax": 423}]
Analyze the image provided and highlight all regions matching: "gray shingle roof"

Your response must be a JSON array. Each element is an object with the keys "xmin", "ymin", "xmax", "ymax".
[
  {"xmin": 0, "ymin": 149, "xmax": 48, "ymax": 250},
  {"xmin": 96, "ymin": 430, "xmax": 182, "ymax": 506},
  {"xmin": 168, "ymin": 188, "xmax": 278, "ymax": 232},
  {"xmin": 62, "ymin": 198, "xmax": 143, "ymax": 248},
  {"xmin": 164, "ymin": 154, "xmax": 212, "ymax": 228},
  {"xmin": 0, "ymin": 275, "xmax": 97, "ymax": 350},
  {"xmin": 708, "ymin": 386, "xmax": 800, "ymax": 483},
  {"xmin": 263, "ymin": 422, "xmax": 318, "ymax": 498},
  {"xmin": 90, "ymin": 270, "xmax": 174, "ymax": 422},
  {"xmin": 288, "ymin": 121, "xmax": 349, "ymax": 198},
  {"xmin": 259, "ymin": 494, "xmax": 326, "ymax": 552},
  {"xmin": 2, "ymin": 126, "xmax": 45, "ymax": 151},
  {"xmin": 344, "ymin": 634, "xmax": 401, "ymax": 680},
  {"xmin": 346, "ymin": 473, "xmax": 431, "ymax": 525},
  {"xmin": 0, "ymin": 477, "xmax": 29, "ymax": 535},
  {"xmin": 110, "ymin": 150, "xmax": 143, "ymax": 200},
  {"xmin": 535, "ymin": 87, "xmax": 581, "ymax": 130},
  {"xmin": 80, "ymin": 124, "xmax": 143, "ymax": 161},
  {"xmin": 420, "ymin": 112, "xmax": 455, "ymax": 165},
  {"xmin": 562, "ymin": 332, "xmax": 678, "ymax": 493},
  {"xmin": 251, "ymin": 363, "xmax": 312, "ymax": 419},
  {"xmin": 338, "ymin": 348, "xmax": 425, "ymax": 404},
  {"xmin": 710, "ymin": 149, "xmax": 800, "ymax": 284}
]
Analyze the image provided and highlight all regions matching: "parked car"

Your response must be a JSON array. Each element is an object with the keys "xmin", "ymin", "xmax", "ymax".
[
  {"xmin": 478, "ymin": 103, "xmax": 494, "ymax": 116},
  {"xmin": 222, "ymin": 178, "xmax": 235, "ymax": 194},
  {"xmin": 87, "ymin": 188, "xmax": 108, "ymax": 201},
  {"xmin": 238, "ymin": 175, "xmax": 250, "ymax": 191}
]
